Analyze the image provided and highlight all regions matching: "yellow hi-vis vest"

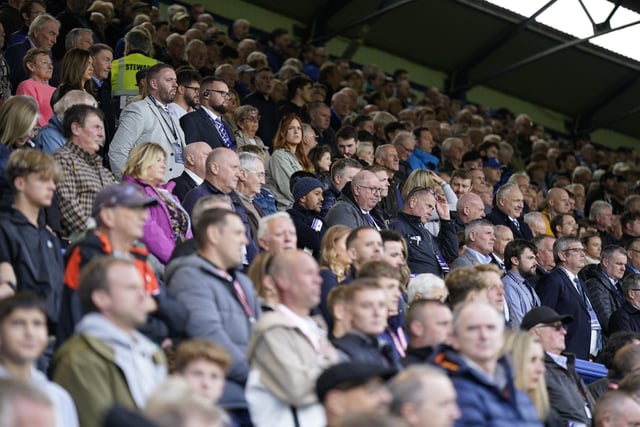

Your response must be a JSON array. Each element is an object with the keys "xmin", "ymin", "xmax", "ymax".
[{"xmin": 111, "ymin": 52, "xmax": 158, "ymax": 103}]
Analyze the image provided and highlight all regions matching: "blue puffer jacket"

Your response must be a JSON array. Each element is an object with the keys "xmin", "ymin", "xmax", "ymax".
[{"xmin": 431, "ymin": 345, "xmax": 543, "ymax": 427}]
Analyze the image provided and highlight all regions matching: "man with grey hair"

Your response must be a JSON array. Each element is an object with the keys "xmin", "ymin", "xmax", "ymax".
[
  {"xmin": 582, "ymin": 245, "xmax": 627, "ymax": 336},
  {"xmin": 257, "ymin": 212, "xmax": 297, "ymax": 254},
  {"xmin": 439, "ymin": 137, "xmax": 464, "ymax": 171},
  {"xmin": 407, "ymin": 274, "xmax": 447, "ymax": 303},
  {"xmin": 237, "ymin": 152, "xmax": 266, "ymax": 244},
  {"xmin": 0, "ymin": 378, "xmax": 56, "ymax": 427},
  {"xmin": 451, "ymin": 219, "xmax": 495, "ymax": 270},
  {"xmin": 590, "ymin": 200, "xmax": 617, "ymax": 247},
  {"xmin": 492, "ymin": 224, "xmax": 514, "ymax": 271},
  {"xmin": 36, "ymin": 89, "xmax": 97, "ymax": 153},
  {"xmin": 453, "ymin": 192, "xmax": 485, "ymax": 233},
  {"xmin": 536, "ymin": 236, "xmax": 601, "ymax": 359},
  {"xmin": 486, "ymin": 183, "xmax": 533, "ymax": 240},
  {"xmin": 6, "ymin": 13, "xmax": 60, "ymax": 91},
  {"xmin": 524, "ymin": 211, "xmax": 548, "ymax": 238},
  {"xmin": 389, "ymin": 365, "xmax": 460, "ymax": 427},
  {"xmin": 431, "ymin": 300, "xmax": 540, "ymax": 424},
  {"xmin": 325, "ymin": 170, "xmax": 386, "ymax": 230},
  {"xmin": 608, "ymin": 274, "xmax": 640, "ymax": 334}
]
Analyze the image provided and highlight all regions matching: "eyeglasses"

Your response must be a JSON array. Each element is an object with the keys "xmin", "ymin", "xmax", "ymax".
[
  {"xmin": 183, "ymin": 85, "xmax": 200, "ymax": 91},
  {"xmin": 564, "ymin": 248, "xmax": 586, "ymax": 254},
  {"xmin": 536, "ymin": 322, "xmax": 567, "ymax": 332},
  {"xmin": 243, "ymin": 115, "xmax": 261, "ymax": 122},
  {"xmin": 358, "ymin": 185, "xmax": 383, "ymax": 195},
  {"xmin": 203, "ymin": 89, "xmax": 231, "ymax": 99}
]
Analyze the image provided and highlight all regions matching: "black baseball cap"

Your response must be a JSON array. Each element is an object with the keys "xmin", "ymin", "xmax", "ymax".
[
  {"xmin": 520, "ymin": 306, "xmax": 573, "ymax": 330},
  {"xmin": 315, "ymin": 362, "xmax": 396, "ymax": 402}
]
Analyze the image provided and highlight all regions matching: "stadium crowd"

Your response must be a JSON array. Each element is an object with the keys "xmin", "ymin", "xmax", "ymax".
[{"xmin": 2, "ymin": 1, "xmax": 640, "ymax": 427}]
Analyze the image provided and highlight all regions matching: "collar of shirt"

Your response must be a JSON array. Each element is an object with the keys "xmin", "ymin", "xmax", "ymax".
[
  {"xmin": 559, "ymin": 266, "xmax": 578, "ymax": 283},
  {"xmin": 184, "ymin": 168, "xmax": 203, "ymax": 186},
  {"xmin": 148, "ymin": 95, "xmax": 169, "ymax": 111},
  {"xmin": 546, "ymin": 351, "xmax": 568, "ymax": 369},
  {"xmin": 467, "ymin": 247, "xmax": 492, "ymax": 264},
  {"xmin": 92, "ymin": 76, "xmax": 102, "ymax": 88},
  {"xmin": 202, "ymin": 105, "xmax": 221, "ymax": 122}
]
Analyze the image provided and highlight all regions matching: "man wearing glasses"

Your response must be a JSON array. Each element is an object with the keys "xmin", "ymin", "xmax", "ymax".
[
  {"xmin": 180, "ymin": 76, "xmax": 236, "ymax": 150},
  {"xmin": 325, "ymin": 170, "xmax": 386, "ymax": 230},
  {"xmin": 522, "ymin": 306, "xmax": 595, "ymax": 427},
  {"xmin": 536, "ymin": 236, "xmax": 601, "ymax": 360}
]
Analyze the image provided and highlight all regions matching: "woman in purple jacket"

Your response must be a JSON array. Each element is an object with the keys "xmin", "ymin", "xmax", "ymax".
[{"xmin": 122, "ymin": 142, "xmax": 192, "ymax": 264}]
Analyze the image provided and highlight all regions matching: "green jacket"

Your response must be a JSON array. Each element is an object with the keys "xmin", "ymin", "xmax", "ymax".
[{"xmin": 53, "ymin": 333, "xmax": 166, "ymax": 427}]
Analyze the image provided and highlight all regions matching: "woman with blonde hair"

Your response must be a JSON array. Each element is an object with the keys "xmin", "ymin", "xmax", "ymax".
[
  {"xmin": 402, "ymin": 168, "xmax": 457, "ymax": 235},
  {"xmin": 503, "ymin": 331, "xmax": 560, "ymax": 425},
  {"xmin": 267, "ymin": 114, "xmax": 313, "ymax": 208},
  {"xmin": 0, "ymin": 95, "xmax": 39, "ymax": 150},
  {"xmin": 318, "ymin": 224, "xmax": 352, "ymax": 323},
  {"xmin": 122, "ymin": 142, "xmax": 191, "ymax": 265},
  {"xmin": 247, "ymin": 252, "xmax": 279, "ymax": 312},
  {"xmin": 15, "ymin": 48, "xmax": 54, "ymax": 127}
]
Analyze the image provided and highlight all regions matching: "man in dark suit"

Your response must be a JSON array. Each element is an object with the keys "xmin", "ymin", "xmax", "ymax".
[
  {"xmin": 180, "ymin": 76, "xmax": 236, "ymax": 150},
  {"xmin": 536, "ymin": 236, "xmax": 602, "ymax": 360},
  {"xmin": 5, "ymin": 13, "xmax": 59, "ymax": 92},
  {"xmin": 485, "ymin": 183, "xmax": 533, "ymax": 240},
  {"xmin": 170, "ymin": 141, "xmax": 212, "ymax": 201}
]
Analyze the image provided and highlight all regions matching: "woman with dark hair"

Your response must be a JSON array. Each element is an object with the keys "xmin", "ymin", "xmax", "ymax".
[
  {"xmin": 50, "ymin": 48, "xmax": 94, "ymax": 106},
  {"xmin": 266, "ymin": 114, "xmax": 313, "ymax": 208},
  {"xmin": 308, "ymin": 144, "xmax": 332, "ymax": 187}
]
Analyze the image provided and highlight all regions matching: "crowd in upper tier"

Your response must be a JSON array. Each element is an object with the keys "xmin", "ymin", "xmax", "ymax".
[{"xmin": 1, "ymin": 1, "xmax": 640, "ymax": 427}]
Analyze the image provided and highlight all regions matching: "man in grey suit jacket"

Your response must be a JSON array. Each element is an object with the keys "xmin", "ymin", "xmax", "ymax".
[
  {"xmin": 451, "ymin": 219, "xmax": 496, "ymax": 270},
  {"xmin": 109, "ymin": 64, "xmax": 186, "ymax": 180}
]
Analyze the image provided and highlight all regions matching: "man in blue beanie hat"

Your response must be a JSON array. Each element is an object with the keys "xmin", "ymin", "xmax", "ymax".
[{"xmin": 287, "ymin": 176, "xmax": 325, "ymax": 257}]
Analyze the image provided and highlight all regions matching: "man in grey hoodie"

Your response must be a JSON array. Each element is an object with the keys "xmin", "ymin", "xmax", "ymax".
[
  {"xmin": 53, "ymin": 256, "xmax": 167, "ymax": 427},
  {"xmin": 0, "ymin": 293, "xmax": 78, "ymax": 427}
]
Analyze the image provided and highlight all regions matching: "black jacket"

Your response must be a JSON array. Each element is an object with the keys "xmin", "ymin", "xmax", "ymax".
[
  {"xmin": 486, "ymin": 207, "xmax": 533, "ymax": 240},
  {"xmin": 609, "ymin": 300, "xmax": 640, "ymax": 335},
  {"xmin": 544, "ymin": 352, "xmax": 595, "ymax": 426},
  {"xmin": 389, "ymin": 211, "xmax": 458, "ymax": 277},
  {"xmin": 287, "ymin": 203, "xmax": 324, "ymax": 258},
  {"xmin": 332, "ymin": 331, "xmax": 400, "ymax": 370},
  {"xmin": 580, "ymin": 263, "xmax": 623, "ymax": 336},
  {"xmin": 0, "ymin": 208, "xmax": 64, "ymax": 328}
]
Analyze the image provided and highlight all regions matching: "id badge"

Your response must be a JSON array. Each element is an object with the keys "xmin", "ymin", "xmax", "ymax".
[
  {"xmin": 435, "ymin": 254, "xmax": 450, "ymax": 273},
  {"xmin": 173, "ymin": 141, "xmax": 184, "ymax": 164}
]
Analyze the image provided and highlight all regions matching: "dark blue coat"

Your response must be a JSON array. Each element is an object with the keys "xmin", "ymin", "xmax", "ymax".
[
  {"xmin": 609, "ymin": 300, "xmax": 640, "ymax": 335},
  {"xmin": 182, "ymin": 182, "xmax": 258, "ymax": 265},
  {"xmin": 536, "ymin": 267, "xmax": 592, "ymax": 360},
  {"xmin": 389, "ymin": 212, "xmax": 458, "ymax": 277},
  {"xmin": 431, "ymin": 345, "xmax": 543, "ymax": 427},
  {"xmin": 180, "ymin": 108, "xmax": 236, "ymax": 149}
]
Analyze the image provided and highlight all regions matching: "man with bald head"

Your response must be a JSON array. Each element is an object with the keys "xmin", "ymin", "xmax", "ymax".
[
  {"xmin": 453, "ymin": 192, "xmax": 486, "ymax": 232},
  {"xmin": 541, "ymin": 188, "xmax": 572, "ymax": 236},
  {"xmin": 171, "ymin": 142, "xmax": 212, "ymax": 201},
  {"xmin": 325, "ymin": 170, "xmax": 386, "ymax": 230},
  {"xmin": 486, "ymin": 183, "xmax": 533, "ymax": 240},
  {"xmin": 594, "ymin": 390, "xmax": 640, "ymax": 427},
  {"xmin": 246, "ymin": 250, "xmax": 339, "ymax": 427},
  {"xmin": 183, "ymin": 147, "xmax": 258, "ymax": 265}
]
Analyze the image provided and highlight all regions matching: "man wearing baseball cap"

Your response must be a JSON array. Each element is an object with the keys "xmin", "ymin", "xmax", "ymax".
[
  {"xmin": 287, "ymin": 176, "xmax": 325, "ymax": 258},
  {"xmin": 57, "ymin": 183, "xmax": 188, "ymax": 347},
  {"xmin": 316, "ymin": 362, "xmax": 395, "ymax": 427},
  {"xmin": 522, "ymin": 306, "xmax": 595, "ymax": 427}
]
